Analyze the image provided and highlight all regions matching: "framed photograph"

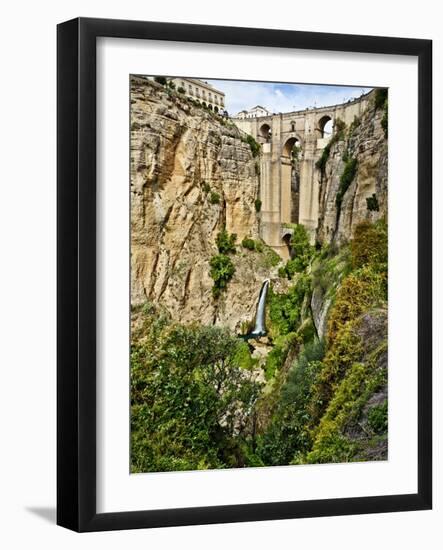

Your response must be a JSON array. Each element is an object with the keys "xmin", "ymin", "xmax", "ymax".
[{"xmin": 57, "ymin": 17, "xmax": 432, "ymax": 532}]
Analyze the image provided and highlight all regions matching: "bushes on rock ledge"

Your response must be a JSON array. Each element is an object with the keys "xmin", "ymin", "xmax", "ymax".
[
  {"xmin": 374, "ymin": 88, "xmax": 388, "ymax": 110},
  {"xmin": 154, "ymin": 75, "xmax": 167, "ymax": 85},
  {"xmin": 279, "ymin": 224, "xmax": 314, "ymax": 279},
  {"xmin": 209, "ymin": 228, "xmax": 237, "ymax": 298},
  {"xmin": 216, "ymin": 228, "xmax": 237, "ymax": 255},
  {"xmin": 242, "ymin": 134, "xmax": 261, "ymax": 157},
  {"xmin": 209, "ymin": 255, "xmax": 235, "ymax": 298},
  {"xmin": 351, "ymin": 219, "xmax": 387, "ymax": 274},
  {"xmin": 209, "ymin": 191, "xmax": 221, "ymax": 204},
  {"xmin": 336, "ymin": 157, "xmax": 358, "ymax": 209},
  {"xmin": 241, "ymin": 236, "xmax": 264, "ymax": 252}
]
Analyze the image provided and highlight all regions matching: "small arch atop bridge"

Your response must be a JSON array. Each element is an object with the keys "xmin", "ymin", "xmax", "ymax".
[
  {"xmin": 282, "ymin": 136, "xmax": 302, "ymax": 158},
  {"xmin": 318, "ymin": 115, "xmax": 333, "ymax": 138},
  {"xmin": 259, "ymin": 123, "xmax": 272, "ymax": 142}
]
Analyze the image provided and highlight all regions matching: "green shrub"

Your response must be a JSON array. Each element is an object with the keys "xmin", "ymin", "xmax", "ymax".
[
  {"xmin": 243, "ymin": 134, "xmax": 261, "ymax": 157},
  {"xmin": 201, "ymin": 181, "xmax": 210, "ymax": 193},
  {"xmin": 177, "ymin": 86, "xmax": 186, "ymax": 94},
  {"xmin": 209, "ymin": 191, "xmax": 221, "ymax": 204},
  {"xmin": 216, "ymin": 228, "xmax": 237, "ymax": 254},
  {"xmin": 374, "ymin": 88, "xmax": 388, "ymax": 110},
  {"xmin": 280, "ymin": 258, "xmax": 301, "ymax": 279},
  {"xmin": 305, "ymin": 343, "xmax": 387, "ymax": 465},
  {"xmin": 336, "ymin": 157, "xmax": 358, "ymax": 209},
  {"xmin": 367, "ymin": 401, "xmax": 388, "ymax": 434},
  {"xmin": 280, "ymin": 225, "xmax": 314, "ymax": 277},
  {"xmin": 366, "ymin": 193, "xmax": 379, "ymax": 211},
  {"xmin": 349, "ymin": 115, "xmax": 361, "ymax": 135},
  {"xmin": 305, "ymin": 430, "xmax": 357, "ymax": 464},
  {"xmin": 154, "ymin": 76, "xmax": 167, "ymax": 85},
  {"xmin": 277, "ymin": 226, "xmax": 314, "ymax": 279},
  {"xmin": 334, "ymin": 118, "xmax": 346, "ymax": 137},
  {"xmin": 268, "ymin": 275, "xmax": 310, "ymax": 337},
  {"xmin": 257, "ymin": 340, "xmax": 324, "ymax": 465},
  {"xmin": 259, "ymin": 244, "xmax": 281, "ymax": 268},
  {"xmin": 327, "ymin": 266, "xmax": 385, "ymax": 347},
  {"xmin": 255, "ymin": 198, "xmax": 262, "ymax": 212},
  {"xmin": 315, "ymin": 142, "xmax": 332, "ymax": 174},
  {"xmin": 241, "ymin": 237, "xmax": 256, "ymax": 250},
  {"xmin": 350, "ymin": 219, "xmax": 388, "ymax": 275},
  {"xmin": 263, "ymin": 335, "xmax": 292, "ymax": 380},
  {"xmin": 209, "ymin": 254, "xmax": 235, "ymax": 298}
]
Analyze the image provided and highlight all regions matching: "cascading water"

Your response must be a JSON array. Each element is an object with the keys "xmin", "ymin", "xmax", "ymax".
[{"xmin": 249, "ymin": 279, "xmax": 270, "ymax": 338}]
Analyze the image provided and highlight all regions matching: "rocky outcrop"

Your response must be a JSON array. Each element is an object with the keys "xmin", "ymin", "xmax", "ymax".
[
  {"xmin": 131, "ymin": 77, "xmax": 268, "ymax": 330},
  {"xmin": 316, "ymin": 97, "xmax": 388, "ymax": 245},
  {"xmin": 311, "ymin": 286, "xmax": 332, "ymax": 340}
]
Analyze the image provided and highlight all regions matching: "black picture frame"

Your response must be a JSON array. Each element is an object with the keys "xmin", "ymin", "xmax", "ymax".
[{"xmin": 57, "ymin": 17, "xmax": 432, "ymax": 532}]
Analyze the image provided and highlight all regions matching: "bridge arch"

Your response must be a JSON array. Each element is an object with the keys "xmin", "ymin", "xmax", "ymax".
[
  {"xmin": 317, "ymin": 114, "xmax": 333, "ymax": 138},
  {"xmin": 282, "ymin": 135, "xmax": 302, "ymax": 158},
  {"xmin": 259, "ymin": 122, "xmax": 272, "ymax": 142}
]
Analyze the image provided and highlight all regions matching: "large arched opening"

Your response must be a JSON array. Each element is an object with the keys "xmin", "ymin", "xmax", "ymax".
[
  {"xmin": 281, "ymin": 137, "xmax": 302, "ymax": 225},
  {"xmin": 318, "ymin": 115, "xmax": 333, "ymax": 138},
  {"xmin": 259, "ymin": 123, "xmax": 272, "ymax": 142},
  {"xmin": 282, "ymin": 136, "xmax": 302, "ymax": 159}
]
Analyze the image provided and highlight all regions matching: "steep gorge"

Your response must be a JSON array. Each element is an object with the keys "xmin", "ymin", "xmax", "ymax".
[{"xmin": 130, "ymin": 79, "xmax": 389, "ymax": 470}]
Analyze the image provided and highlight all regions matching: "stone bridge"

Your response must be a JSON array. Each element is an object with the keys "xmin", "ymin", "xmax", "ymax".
[{"xmin": 233, "ymin": 92, "xmax": 372, "ymax": 258}]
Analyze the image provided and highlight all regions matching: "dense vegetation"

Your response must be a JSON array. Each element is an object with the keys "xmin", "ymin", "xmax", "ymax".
[
  {"xmin": 209, "ymin": 228, "xmax": 237, "ymax": 298},
  {"xmin": 242, "ymin": 134, "xmax": 261, "ymax": 157},
  {"xmin": 131, "ymin": 306, "xmax": 261, "ymax": 472},
  {"xmin": 131, "ymin": 219, "xmax": 388, "ymax": 471}
]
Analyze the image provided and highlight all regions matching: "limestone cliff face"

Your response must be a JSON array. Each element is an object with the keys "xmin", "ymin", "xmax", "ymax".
[
  {"xmin": 131, "ymin": 77, "xmax": 266, "ymax": 330},
  {"xmin": 316, "ymin": 97, "xmax": 388, "ymax": 245}
]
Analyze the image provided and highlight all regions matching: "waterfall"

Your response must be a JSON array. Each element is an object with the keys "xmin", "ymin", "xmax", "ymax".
[{"xmin": 250, "ymin": 279, "xmax": 270, "ymax": 338}]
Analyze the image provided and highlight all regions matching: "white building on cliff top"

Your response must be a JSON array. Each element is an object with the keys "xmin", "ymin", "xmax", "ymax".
[{"xmin": 235, "ymin": 105, "xmax": 272, "ymax": 119}]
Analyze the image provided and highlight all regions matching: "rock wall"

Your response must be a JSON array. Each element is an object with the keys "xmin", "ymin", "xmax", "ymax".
[
  {"xmin": 131, "ymin": 77, "xmax": 267, "ymax": 330},
  {"xmin": 316, "ymin": 97, "xmax": 388, "ymax": 245}
]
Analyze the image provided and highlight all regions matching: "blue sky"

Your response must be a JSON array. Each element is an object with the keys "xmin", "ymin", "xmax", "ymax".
[{"xmin": 206, "ymin": 79, "xmax": 372, "ymax": 115}]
